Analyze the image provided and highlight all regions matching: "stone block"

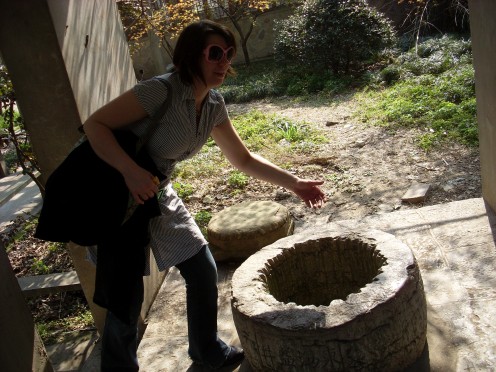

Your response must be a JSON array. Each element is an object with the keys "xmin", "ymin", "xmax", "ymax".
[{"xmin": 207, "ymin": 201, "xmax": 294, "ymax": 261}]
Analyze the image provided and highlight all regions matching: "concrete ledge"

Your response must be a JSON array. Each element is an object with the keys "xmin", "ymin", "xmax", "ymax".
[
  {"xmin": 0, "ymin": 171, "xmax": 39, "ymax": 208},
  {"xmin": 17, "ymin": 270, "xmax": 81, "ymax": 297}
]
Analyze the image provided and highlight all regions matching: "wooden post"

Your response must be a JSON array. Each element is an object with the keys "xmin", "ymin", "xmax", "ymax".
[{"xmin": 0, "ymin": 241, "xmax": 53, "ymax": 372}]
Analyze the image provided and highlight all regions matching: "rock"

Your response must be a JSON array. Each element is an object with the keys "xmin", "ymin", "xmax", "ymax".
[
  {"xmin": 274, "ymin": 190, "xmax": 291, "ymax": 201},
  {"xmin": 202, "ymin": 195, "xmax": 214, "ymax": 204},
  {"xmin": 354, "ymin": 139, "xmax": 367, "ymax": 148},
  {"xmin": 207, "ymin": 201, "xmax": 294, "ymax": 261},
  {"xmin": 377, "ymin": 203, "xmax": 394, "ymax": 213},
  {"xmin": 443, "ymin": 184, "xmax": 455, "ymax": 192},
  {"xmin": 325, "ymin": 121, "xmax": 339, "ymax": 126},
  {"xmin": 401, "ymin": 183, "xmax": 430, "ymax": 203}
]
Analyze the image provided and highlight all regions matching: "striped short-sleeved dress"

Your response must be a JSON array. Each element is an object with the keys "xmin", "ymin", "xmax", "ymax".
[{"xmin": 129, "ymin": 72, "xmax": 229, "ymax": 273}]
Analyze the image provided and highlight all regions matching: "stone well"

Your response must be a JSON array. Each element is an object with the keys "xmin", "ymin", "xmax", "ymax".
[{"xmin": 231, "ymin": 225, "xmax": 427, "ymax": 372}]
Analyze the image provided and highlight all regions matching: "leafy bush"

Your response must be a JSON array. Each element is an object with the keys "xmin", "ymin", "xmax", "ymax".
[
  {"xmin": 274, "ymin": 0, "xmax": 396, "ymax": 74},
  {"xmin": 380, "ymin": 65, "xmax": 401, "ymax": 85},
  {"xmin": 3, "ymin": 148, "xmax": 19, "ymax": 172},
  {"xmin": 227, "ymin": 170, "xmax": 249, "ymax": 189},
  {"xmin": 396, "ymin": 35, "xmax": 472, "ymax": 78}
]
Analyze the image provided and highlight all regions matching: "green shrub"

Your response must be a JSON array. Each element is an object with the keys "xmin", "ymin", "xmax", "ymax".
[
  {"xmin": 227, "ymin": 170, "xmax": 249, "ymax": 189},
  {"xmin": 172, "ymin": 182, "xmax": 194, "ymax": 200},
  {"xmin": 274, "ymin": 0, "xmax": 396, "ymax": 74},
  {"xmin": 3, "ymin": 148, "xmax": 18, "ymax": 172},
  {"xmin": 195, "ymin": 210, "xmax": 212, "ymax": 226},
  {"xmin": 395, "ymin": 35, "xmax": 472, "ymax": 77},
  {"xmin": 276, "ymin": 120, "xmax": 304, "ymax": 142},
  {"xmin": 380, "ymin": 65, "xmax": 401, "ymax": 85}
]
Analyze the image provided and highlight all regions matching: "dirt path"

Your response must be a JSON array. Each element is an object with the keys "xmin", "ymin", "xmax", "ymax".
[{"xmin": 220, "ymin": 96, "xmax": 481, "ymax": 230}]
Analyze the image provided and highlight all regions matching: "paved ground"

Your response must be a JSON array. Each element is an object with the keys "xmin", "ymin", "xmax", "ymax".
[
  {"xmin": 2, "ymin": 173, "xmax": 496, "ymax": 371},
  {"xmin": 84, "ymin": 197, "xmax": 496, "ymax": 371},
  {"xmin": 0, "ymin": 172, "xmax": 42, "ymax": 232}
]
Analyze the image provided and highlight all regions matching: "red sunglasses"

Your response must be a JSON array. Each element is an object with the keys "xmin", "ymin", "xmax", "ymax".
[{"xmin": 203, "ymin": 44, "xmax": 235, "ymax": 63}]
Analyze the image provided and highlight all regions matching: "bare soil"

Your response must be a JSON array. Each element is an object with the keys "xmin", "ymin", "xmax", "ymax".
[
  {"xmin": 187, "ymin": 96, "xmax": 481, "ymax": 230},
  {"xmin": 2, "ymin": 95, "xmax": 481, "ymax": 342}
]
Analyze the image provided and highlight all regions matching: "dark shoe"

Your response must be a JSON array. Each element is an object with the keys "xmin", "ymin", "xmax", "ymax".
[
  {"xmin": 215, "ymin": 346, "xmax": 244, "ymax": 370},
  {"xmin": 190, "ymin": 346, "xmax": 244, "ymax": 371}
]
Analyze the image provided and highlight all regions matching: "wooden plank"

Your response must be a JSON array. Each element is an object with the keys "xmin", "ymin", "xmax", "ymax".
[{"xmin": 17, "ymin": 270, "xmax": 81, "ymax": 298}]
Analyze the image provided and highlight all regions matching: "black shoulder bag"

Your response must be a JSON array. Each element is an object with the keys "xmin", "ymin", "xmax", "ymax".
[{"xmin": 35, "ymin": 78, "xmax": 172, "ymax": 246}]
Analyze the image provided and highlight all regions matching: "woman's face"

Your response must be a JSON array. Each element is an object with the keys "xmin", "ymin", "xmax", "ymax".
[{"xmin": 199, "ymin": 34, "xmax": 234, "ymax": 89}]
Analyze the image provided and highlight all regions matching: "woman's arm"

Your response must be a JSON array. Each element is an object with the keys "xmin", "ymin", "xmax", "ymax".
[
  {"xmin": 211, "ymin": 119, "xmax": 326, "ymax": 208},
  {"xmin": 82, "ymin": 89, "xmax": 159, "ymax": 204}
]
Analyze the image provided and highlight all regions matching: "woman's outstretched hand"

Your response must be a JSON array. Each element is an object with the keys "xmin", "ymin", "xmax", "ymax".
[{"xmin": 291, "ymin": 179, "xmax": 326, "ymax": 208}]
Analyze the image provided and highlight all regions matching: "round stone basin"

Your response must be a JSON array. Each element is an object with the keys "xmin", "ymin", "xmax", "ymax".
[
  {"xmin": 208, "ymin": 201, "xmax": 294, "ymax": 261},
  {"xmin": 231, "ymin": 225, "xmax": 427, "ymax": 372}
]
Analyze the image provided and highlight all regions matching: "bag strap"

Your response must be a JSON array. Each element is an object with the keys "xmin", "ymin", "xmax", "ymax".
[{"xmin": 136, "ymin": 78, "xmax": 173, "ymax": 152}]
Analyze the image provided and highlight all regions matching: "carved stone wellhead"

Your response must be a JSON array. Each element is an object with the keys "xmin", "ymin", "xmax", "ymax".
[{"xmin": 231, "ymin": 226, "xmax": 427, "ymax": 371}]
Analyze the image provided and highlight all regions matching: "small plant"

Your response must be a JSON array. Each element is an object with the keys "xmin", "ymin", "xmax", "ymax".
[
  {"xmin": 172, "ymin": 182, "xmax": 194, "ymax": 200},
  {"xmin": 194, "ymin": 210, "xmax": 212, "ymax": 237},
  {"xmin": 31, "ymin": 258, "xmax": 50, "ymax": 275},
  {"xmin": 276, "ymin": 120, "xmax": 302, "ymax": 142},
  {"xmin": 227, "ymin": 171, "xmax": 249, "ymax": 189},
  {"xmin": 194, "ymin": 210, "xmax": 212, "ymax": 226},
  {"xmin": 48, "ymin": 242, "xmax": 65, "ymax": 253},
  {"xmin": 5, "ymin": 217, "xmax": 38, "ymax": 252}
]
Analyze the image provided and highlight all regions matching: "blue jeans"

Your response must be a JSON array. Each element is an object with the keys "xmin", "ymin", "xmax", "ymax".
[{"xmin": 101, "ymin": 245, "xmax": 230, "ymax": 371}]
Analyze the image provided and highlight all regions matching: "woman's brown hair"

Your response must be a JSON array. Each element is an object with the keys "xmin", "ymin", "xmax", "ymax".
[{"xmin": 173, "ymin": 20, "xmax": 237, "ymax": 85}]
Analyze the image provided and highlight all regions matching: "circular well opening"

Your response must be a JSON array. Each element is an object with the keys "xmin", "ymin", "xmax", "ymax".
[{"xmin": 260, "ymin": 237, "xmax": 387, "ymax": 306}]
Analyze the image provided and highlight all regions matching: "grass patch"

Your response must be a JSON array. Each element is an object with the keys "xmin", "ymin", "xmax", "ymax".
[
  {"xmin": 173, "ymin": 110, "xmax": 327, "ymax": 185},
  {"xmin": 231, "ymin": 110, "xmax": 327, "ymax": 153},
  {"xmin": 221, "ymin": 34, "xmax": 476, "ymax": 150},
  {"xmin": 220, "ymin": 61, "xmax": 356, "ymax": 103},
  {"xmin": 36, "ymin": 309, "xmax": 94, "ymax": 344},
  {"xmin": 172, "ymin": 181, "xmax": 194, "ymax": 200},
  {"xmin": 355, "ymin": 34, "xmax": 476, "ymax": 149}
]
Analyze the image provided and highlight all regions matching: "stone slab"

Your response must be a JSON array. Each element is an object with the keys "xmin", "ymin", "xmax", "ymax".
[
  {"xmin": 0, "ymin": 172, "xmax": 35, "ymax": 207},
  {"xmin": 0, "ymin": 178, "xmax": 43, "ymax": 233},
  {"xmin": 18, "ymin": 270, "xmax": 81, "ymax": 297},
  {"xmin": 46, "ymin": 331, "xmax": 98, "ymax": 372},
  {"xmin": 401, "ymin": 182, "xmax": 430, "ymax": 203}
]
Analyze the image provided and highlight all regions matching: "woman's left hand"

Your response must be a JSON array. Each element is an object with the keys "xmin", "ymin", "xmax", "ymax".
[{"xmin": 292, "ymin": 179, "xmax": 326, "ymax": 209}]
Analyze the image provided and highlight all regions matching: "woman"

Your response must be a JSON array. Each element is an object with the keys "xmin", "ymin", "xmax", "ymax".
[{"xmin": 83, "ymin": 20, "xmax": 326, "ymax": 371}]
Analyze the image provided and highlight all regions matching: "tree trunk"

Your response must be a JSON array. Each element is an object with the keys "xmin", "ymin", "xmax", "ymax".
[{"xmin": 229, "ymin": 17, "xmax": 255, "ymax": 66}]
